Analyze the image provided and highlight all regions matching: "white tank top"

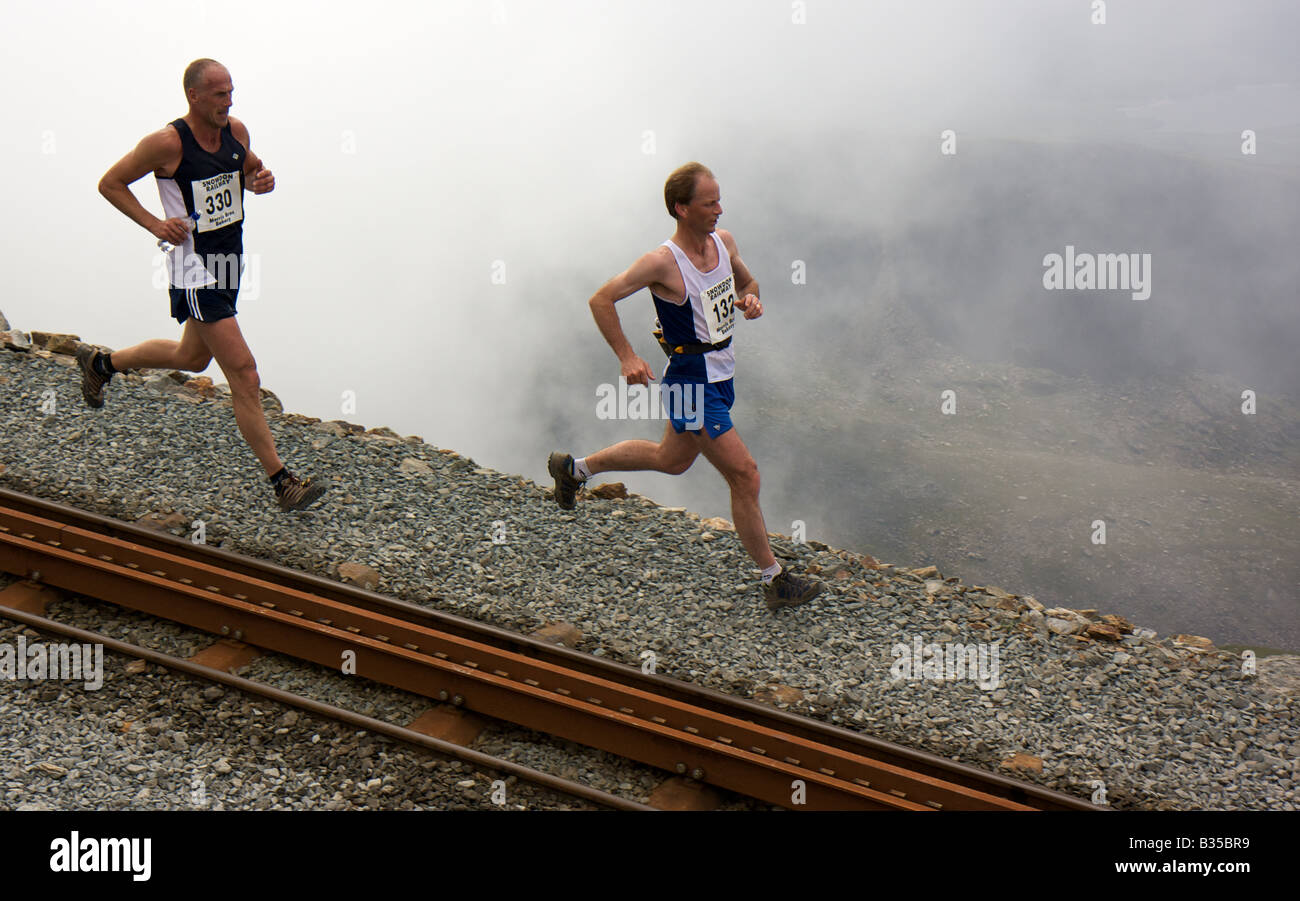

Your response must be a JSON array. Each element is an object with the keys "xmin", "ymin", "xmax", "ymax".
[{"xmin": 656, "ymin": 232, "xmax": 737, "ymax": 383}]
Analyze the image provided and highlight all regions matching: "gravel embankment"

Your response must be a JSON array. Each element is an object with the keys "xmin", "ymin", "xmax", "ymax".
[
  {"xmin": 1, "ymin": 572, "xmax": 594, "ymax": 811},
  {"xmin": 1, "ymin": 319, "xmax": 1295, "ymax": 810},
  {"xmin": 1, "ymin": 578, "xmax": 769, "ymax": 810}
]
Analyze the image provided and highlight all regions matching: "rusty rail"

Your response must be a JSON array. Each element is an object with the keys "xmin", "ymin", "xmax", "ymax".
[
  {"xmin": 0, "ymin": 603, "xmax": 652, "ymax": 810},
  {"xmin": 0, "ymin": 489, "xmax": 1098, "ymax": 811}
]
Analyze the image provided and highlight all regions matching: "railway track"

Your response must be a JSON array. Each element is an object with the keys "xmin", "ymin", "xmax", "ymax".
[
  {"xmin": 0, "ymin": 599, "xmax": 649, "ymax": 810},
  {"xmin": 0, "ymin": 488, "xmax": 1097, "ymax": 811}
]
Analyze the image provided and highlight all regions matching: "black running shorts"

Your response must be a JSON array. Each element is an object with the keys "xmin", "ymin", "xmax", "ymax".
[{"xmin": 169, "ymin": 285, "xmax": 238, "ymax": 324}]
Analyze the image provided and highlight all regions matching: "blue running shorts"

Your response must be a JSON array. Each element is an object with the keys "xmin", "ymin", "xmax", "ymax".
[{"xmin": 661, "ymin": 378, "xmax": 734, "ymax": 438}]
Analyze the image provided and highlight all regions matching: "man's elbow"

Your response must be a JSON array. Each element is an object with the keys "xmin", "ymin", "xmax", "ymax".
[{"xmin": 97, "ymin": 175, "xmax": 117, "ymax": 199}]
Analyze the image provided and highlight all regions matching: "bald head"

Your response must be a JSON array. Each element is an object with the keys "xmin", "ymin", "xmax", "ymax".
[
  {"xmin": 182, "ymin": 59, "xmax": 234, "ymax": 131},
  {"xmin": 183, "ymin": 58, "xmax": 226, "ymax": 95}
]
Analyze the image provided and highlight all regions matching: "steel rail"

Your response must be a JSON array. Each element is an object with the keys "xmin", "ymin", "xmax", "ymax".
[
  {"xmin": 0, "ymin": 604, "xmax": 650, "ymax": 810},
  {"xmin": 0, "ymin": 489, "xmax": 1098, "ymax": 810}
]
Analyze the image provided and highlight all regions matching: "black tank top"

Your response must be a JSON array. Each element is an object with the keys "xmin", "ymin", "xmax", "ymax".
[{"xmin": 159, "ymin": 118, "xmax": 245, "ymax": 261}]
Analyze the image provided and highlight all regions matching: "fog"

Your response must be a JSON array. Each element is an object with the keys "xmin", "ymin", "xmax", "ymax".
[{"xmin": 4, "ymin": 0, "xmax": 1297, "ymax": 647}]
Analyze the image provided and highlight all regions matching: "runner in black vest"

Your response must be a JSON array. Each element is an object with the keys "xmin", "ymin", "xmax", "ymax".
[
  {"xmin": 157, "ymin": 115, "xmax": 246, "ymax": 323},
  {"xmin": 80, "ymin": 58, "xmax": 324, "ymax": 512}
]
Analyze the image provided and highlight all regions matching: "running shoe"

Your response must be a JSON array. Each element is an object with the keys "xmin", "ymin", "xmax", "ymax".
[
  {"xmin": 76, "ymin": 347, "xmax": 111, "ymax": 409},
  {"xmin": 764, "ymin": 570, "xmax": 824, "ymax": 611},
  {"xmin": 275, "ymin": 471, "xmax": 326, "ymax": 512},
  {"xmin": 547, "ymin": 451, "xmax": 585, "ymax": 510}
]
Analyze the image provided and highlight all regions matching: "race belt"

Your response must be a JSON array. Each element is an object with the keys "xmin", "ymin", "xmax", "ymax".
[{"xmin": 653, "ymin": 327, "xmax": 732, "ymax": 357}]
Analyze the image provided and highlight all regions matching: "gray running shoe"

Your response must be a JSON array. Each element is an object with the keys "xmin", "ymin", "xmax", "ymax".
[
  {"xmin": 764, "ymin": 570, "xmax": 824, "ymax": 611},
  {"xmin": 76, "ymin": 346, "xmax": 111, "ymax": 409},
  {"xmin": 547, "ymin": 451, "xmax": 585, "ymax": 510},
  {"xmin": 275, "ymin": 471, "xmax": 326, "ymax": 512}
]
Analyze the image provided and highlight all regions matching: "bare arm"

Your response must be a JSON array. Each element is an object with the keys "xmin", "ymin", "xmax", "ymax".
[
  {"xmin": 98, "ymin": 127, "xmax": 190, "ymax": 243},
  {"xmin": 718, "ymin": 229, "xmax": 763, "ymax": 319},
  {"xmin": 229, "ymin": 116, "xmax": 274, "ymax": 195},
  {"xmin": 588, "ymin": 248, "xmax": 674, "ymax": 385}
]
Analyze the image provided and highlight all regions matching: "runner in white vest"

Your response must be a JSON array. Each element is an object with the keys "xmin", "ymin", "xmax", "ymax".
[{"xmin": 549, "ymin": 163, "xmax": 823, "ymax": 611}]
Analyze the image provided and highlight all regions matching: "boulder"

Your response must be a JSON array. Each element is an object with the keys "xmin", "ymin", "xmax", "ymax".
[
  {"xmin": 531, "ymin": 622, "xmax": 583, "ymax": 649},
  {"xmin": 183, "ymin": 376, "xmax": 216, "ymax": 398},
  {"xmin": 30, "ymin": 331, "xmax": 80, "ymax": 355},
  {"xmin": 2, "ymin": 330, "xmax": 31, "ymax": 351},
  {"xmin": 398, "ymin": 458, "xmax": 435, "ymax": 476},
  {"xmin": 753, "ymin": 684, "xmax": 804, "ymax": 707},
  {"xmin": 1000, "ymin": 753, "xmax": 1043, "ymax": 774},
  {"xmin": 1101, "ymin": 614, "xmax": 1135, "ymax": 634},
  {"xmin": 136, "ymin": 511, "xmax": 190, "ymax": 532},
  {"xmin": 1046, "ymin": 617, "xmax": 1083, "ymax": 636},
  {"xmin": 1086, "ymin": 624, "xmax": 1123, "ymax": 642},
  {"xmin": 337, "ymin": 562, "xmax": 381, "ymax": 591}
]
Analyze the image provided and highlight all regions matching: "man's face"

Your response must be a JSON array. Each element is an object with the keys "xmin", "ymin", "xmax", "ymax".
[
  {"xmin": 189, "ymin": 66, "xmax": 233, "ymax": 129},
  {"xmin": 679, "ymin": 176, "xmax": 722, "ymax": 232}
]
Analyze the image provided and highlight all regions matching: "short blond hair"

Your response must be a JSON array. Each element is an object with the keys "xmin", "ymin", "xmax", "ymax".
[{"xmin": 664, "ymin": 162, "xmax": 714, "ymax": 220}]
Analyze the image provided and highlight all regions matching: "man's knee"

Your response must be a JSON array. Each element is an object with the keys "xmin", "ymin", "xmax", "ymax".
[
  {"xmin": 657, "ymin": 435, "xmax": 698, "ymax": 475},
  {"xmin": 662, "ymin": 455, "xmax": 695, "ymax": 476},
  {"xmin": 728, "ymin": 458, "xmax": 760, "ymax": 496},
  {"xmin": 179, "ymin": 351, "xmax": 213, "ymax": 372},
  {"xmin": 225, "ymin": 357, "xmax": 260, "ymax": 394}
]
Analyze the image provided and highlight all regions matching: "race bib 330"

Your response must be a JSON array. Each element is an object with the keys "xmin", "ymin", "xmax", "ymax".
[{"xmin": 192, "ymin": 172, "xmax": 243, "ymax": 233}]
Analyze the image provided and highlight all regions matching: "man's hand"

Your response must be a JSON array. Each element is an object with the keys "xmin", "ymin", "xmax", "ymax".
[
  {"xmin": 737, "ymin": 293, "xmax": 763, "ymax": 319},
  {"xmin": 248, "ymin": 166, "xmax": 275, "ymax": 194},
  {"xmin": 620, "ymin": 353, "xmax": 657, "ymax": 387},
  {"xmin": 150, "ymin": 216, "xmax": 194, "ymax": 245}
]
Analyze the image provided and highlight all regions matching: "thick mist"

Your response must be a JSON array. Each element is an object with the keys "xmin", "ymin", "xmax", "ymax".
[{"xmin": 3, "ymin": 0, "xmax": 1296, "ymax": 647}]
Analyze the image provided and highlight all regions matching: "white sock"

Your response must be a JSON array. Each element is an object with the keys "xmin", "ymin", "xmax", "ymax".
[
  {"xmin": 761, "ymin": 562, "xmax": 781, "ymax": 584},
  {"xmin": 573, "ymin": 457, "xmax": 593, "ymax": 480}
]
